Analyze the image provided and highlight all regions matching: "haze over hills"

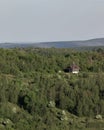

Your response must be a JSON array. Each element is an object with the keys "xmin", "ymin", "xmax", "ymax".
[{"xmin": 0, "ymin": 38, "xmax": 104, "ymax": 48}]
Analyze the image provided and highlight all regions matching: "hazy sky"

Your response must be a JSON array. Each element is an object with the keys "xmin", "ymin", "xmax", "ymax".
[{"xmin": 0, "ymin": 0, "xmax": 104, "ymax": 42}]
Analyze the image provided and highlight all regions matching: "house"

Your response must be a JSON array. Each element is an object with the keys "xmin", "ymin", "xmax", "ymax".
[
  {"xmin": 70, "ymin": 64, "xmax": 80, "ymax": 74},
  {"xmin": 64, "ymin": 64, "xmax": 80, "ymax": 74}
]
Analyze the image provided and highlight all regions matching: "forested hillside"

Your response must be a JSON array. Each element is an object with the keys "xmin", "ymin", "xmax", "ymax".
[{"xmin": 0, "ymin": 48, "xmax": 104, "ymax": 130}]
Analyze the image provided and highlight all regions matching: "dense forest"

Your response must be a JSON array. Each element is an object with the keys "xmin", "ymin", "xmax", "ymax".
[{"xmin": 0, "ymin": 48, "xmax": 104, "ymax": 130}]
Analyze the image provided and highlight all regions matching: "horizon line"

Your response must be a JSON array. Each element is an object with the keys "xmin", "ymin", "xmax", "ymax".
[{"xmin": 0, "ymin": 37, "xmax": 104, "ymax": 44}]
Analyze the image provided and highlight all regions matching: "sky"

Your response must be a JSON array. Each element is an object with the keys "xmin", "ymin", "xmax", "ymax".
[{"xmin": 0, "ymin": 0, "xmax": 104, "ymax": 42}]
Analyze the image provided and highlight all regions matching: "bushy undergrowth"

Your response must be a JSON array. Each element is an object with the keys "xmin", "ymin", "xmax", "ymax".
[{"xmin": 0, "ymin": 48, "xmax": 104, "ymax": 130}]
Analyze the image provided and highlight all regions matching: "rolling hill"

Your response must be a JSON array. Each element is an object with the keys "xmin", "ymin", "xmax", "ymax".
[{"xmin": 0, "ymin": 38, "xmax": 104, "ymax": 48}]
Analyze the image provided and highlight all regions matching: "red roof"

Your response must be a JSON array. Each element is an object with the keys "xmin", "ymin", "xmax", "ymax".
[{"xmin": 70, "ymin": 65, "xmax": 79, "ymax": 70}]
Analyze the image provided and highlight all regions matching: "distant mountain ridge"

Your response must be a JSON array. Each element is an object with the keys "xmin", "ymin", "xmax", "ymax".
[{"xmin": 0, "ymin": 38, "xmax": 104, "ymax": 48}]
